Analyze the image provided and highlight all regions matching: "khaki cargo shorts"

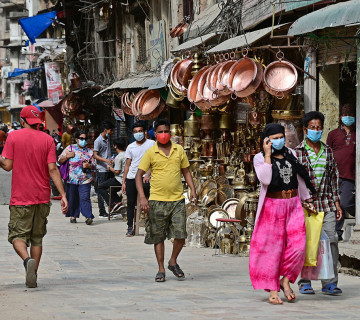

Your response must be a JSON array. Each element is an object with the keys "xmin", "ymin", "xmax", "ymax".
[
  {"xmin": 8, "ymin": 202, "xmax": 51, "ymax": 247},
  {"xmin": 145, "ymin": 199, "xmax": 187, "ymax": 245}
]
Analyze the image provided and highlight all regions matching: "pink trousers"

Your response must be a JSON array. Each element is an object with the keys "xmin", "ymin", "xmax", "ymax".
[{"xmin": 249, "ymin": 196, "xmax": 306, "ymax": 292}]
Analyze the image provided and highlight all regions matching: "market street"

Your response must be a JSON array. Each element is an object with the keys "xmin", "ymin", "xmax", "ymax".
[{"xmin": 0, "ymin": 201, "xmax": 359, "ymax": 320}]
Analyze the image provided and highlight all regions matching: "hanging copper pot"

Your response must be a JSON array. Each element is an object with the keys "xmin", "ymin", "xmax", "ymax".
[
  {"xmin": 170, "ymin": 22, "xmax": 183, "ymax": 38},
  {"xmin": 140, "ymin": 100, "xmax": 165, "ymax": 120},
  {"xmin": 177, "ymin": 58, "xmax": 194, "ymax": 89},
  {"xmin": 218, "ymin": 60, "xmax": 237, "ymax": 95},
  {"xmin": 187, "ymin": 65, "xmax": 212, "ymax": 111},
  {"xmin": 121, "ymin": 93, "xmax": 133, "ymax": 115},
  {"xmin": 175, "ymin": 22, "xmax": 189, "ymax": 37},
  {"xmin": 132, "ymin": 89, "xmax": 147, "ymax": 116},
  {"xmin": 138, "ymin": 89, "xmax": 160, "ymax": 115},
  {"xmin": 263, "ymin": 56, "xmax": 298, "ymax": 98},
  {"xmin": 227, "ymin": 57, "xmax": 263, "ymax": 98}
]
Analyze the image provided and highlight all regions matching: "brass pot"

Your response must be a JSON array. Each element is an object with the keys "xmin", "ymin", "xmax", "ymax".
[
  {"xmin": 165, "ymin": 90, "xmax": 180, "ymax": 109},
  {"xmin": 170, "ymin": 124, "xmax": 182, "ymax": 137},
  {"xmin": 219, "ymin": 113, "xmax": 233, "ymax": 130},
  {"xmin": 184, "ymin": 112, "xmax": 200, "ymax": 137}
]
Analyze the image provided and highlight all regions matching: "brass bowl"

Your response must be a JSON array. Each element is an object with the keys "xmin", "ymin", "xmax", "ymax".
[{"xmin": 222, "ymin": 198, "xmax": 240, "ymax": 219}]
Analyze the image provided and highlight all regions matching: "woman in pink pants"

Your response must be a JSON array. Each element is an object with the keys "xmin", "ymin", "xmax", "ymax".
[{"xmin": 249, "ymin": 124, "xmax": 315, "ymax": 304}]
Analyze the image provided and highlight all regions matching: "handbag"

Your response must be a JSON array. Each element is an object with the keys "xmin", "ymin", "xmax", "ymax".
[
  {"xmin": 59, "ymin": 145, "xmax": 72, "ymax": 181},
  {"xmin": 303, "ymin": 208, "xmax": 324, "ymax": 267},
  {"xmin": 301, "ymin": 230, "xmax": 335, "ymax": 280}
]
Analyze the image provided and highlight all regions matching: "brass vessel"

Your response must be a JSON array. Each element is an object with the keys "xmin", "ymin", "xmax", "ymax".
[
  {"xmin": 200, "ymin": 113, "xmax": 218, "ymax": 140},
  {"xmin": 184, "ymin": 112, "xmax": 200, "ymax": 137},
  {"xmin": 170, "ymin": 124, "xmax": 182, "ymax": 137},
  {"xmin": 219, "ymin": 113, "xmax": 233, "ymax": 130}
]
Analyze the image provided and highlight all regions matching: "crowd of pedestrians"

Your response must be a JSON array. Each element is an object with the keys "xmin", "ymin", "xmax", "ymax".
[{"xmin": 0, "ymin": 104, "xmax": 356, "ymax": 301}]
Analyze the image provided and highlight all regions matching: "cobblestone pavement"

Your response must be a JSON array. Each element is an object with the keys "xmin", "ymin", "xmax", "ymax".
[{"xmin": 0, "ymin": 201, "xmax": 359, "ymax": 320}]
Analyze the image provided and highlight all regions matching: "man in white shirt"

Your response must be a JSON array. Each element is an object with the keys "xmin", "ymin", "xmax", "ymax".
[{"xmin": 122, "ymin": 121, "xmax": 154, "ymax": 236}]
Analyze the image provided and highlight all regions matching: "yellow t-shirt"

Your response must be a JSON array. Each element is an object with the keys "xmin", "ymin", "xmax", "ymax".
[{"xmin": 138, "ymin": 142, "xmax": 190, "ymax": 201}]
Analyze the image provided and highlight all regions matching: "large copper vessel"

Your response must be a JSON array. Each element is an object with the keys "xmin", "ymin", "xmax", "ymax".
[
  {"xmin": 227, "ymin": 57, "xmax": 263, "ymax": 98},
  {"xmin": 263, "ymin": 60, "xmax": 298, "ymax": 98}
]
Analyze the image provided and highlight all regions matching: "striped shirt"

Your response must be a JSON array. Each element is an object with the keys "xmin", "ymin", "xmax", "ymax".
[{"xmin": 304, "ymin": 140, "xmax": 326, "ymax": 188}]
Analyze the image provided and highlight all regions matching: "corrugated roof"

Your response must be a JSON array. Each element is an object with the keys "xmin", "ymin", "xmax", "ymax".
[
  {"xmin": 288, "ymin": 0, "xmax": 360, "ymax": 35},
  {"xmin": 93, "ymin": 73, "xmax": 165, "ymax": 97},
  {"xmin": 171, "ymin": 33, "xmax": 217, "ymax": 53},
  {"xmin": 206, "ymin": 24, "xmax": 287, "ymax": 53}
]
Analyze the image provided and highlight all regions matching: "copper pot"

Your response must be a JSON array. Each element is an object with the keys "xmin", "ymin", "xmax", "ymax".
[
  {"xmin": 184, "ymin": 112, "xmax": 200, "ymax": 137},
  {"xmin": 218, "ymin": 60, "xmax": 236, "ymax": 95},
  {"xmin": 201, "ymin": 113, "xmax": 218, "ymax": 140},
  {"xmin": 170, "ymin": 22, "xmax": 183, "ymax": 38},
  {"xmin": 263, "ymin": 60, "xmax": 298, "ymax": 98},
  {"xmin": 138, "ymin": 89, "xmax": 160, "ymax": 115},
  {"xmin": 175, "ymin": 22, "xmax": 189, "ymax": 37},
  {"xmin": 208, "ymin": 63, "xmax": 225, "ymax": 93},
  {"xmin": 177, "ymin": 58, "xmax": 193, "ymax": 89},
  {"xmin": 201, "ymin": 140, "xmax": 217, "ymax": 157},
  {"xmin": 121, "ymin": 93, "xmax": 134, "ymax": 115},
  {"xmin": 140, "ymin": 100, "xmax": 165, "ymax": 120},
  {"xmin": 132, "ymin": 89, "xmax": 147, "ymax": 116},
  {"xmin": 227, "ymin": 57, "xmax": 263, "ymax": 98},
  {"xmin": 187, "ymin": 65, "xmax": 212, "ymax": 111},
  {"xmin": 170, "ymin": 60, "xmax": 186, "ymax": 93}
]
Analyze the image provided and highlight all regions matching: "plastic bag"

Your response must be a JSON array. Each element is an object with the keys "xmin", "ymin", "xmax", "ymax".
[
  {"xmin": 303, "ymin": 209, "xmax": 324, "ymax": 266},
  {"xmin": 301, "ymin": 230, "xmax": 335, "ymax": 280}
]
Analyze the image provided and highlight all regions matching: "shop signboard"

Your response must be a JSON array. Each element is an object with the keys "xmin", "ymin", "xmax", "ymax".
[
  {"xmin": 113, "ymin": 107, "xmax": 125, "ymax": 121},
  {"xmin": 44, "ymin": 62, "xmax": 63, "ymax": 101}
]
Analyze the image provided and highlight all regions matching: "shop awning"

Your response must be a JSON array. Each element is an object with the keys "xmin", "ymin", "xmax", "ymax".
[
  {"xmin": 93, "ymin": 73, "xmax": 165, "ymax": 97},
  {"xmin": 36, "ymin": 99, "xmax": 55, "ymax": 108},
  {"xmin": 171, "ymin": 33, "xmax": 217, "ymax": 53},
  {"xmin": 19, "ymin": 11, "xmax": 57, "ymax": 44},
  {"xmin": 288, "ymin": 0, "xmax": 360, "ymax": 36},
  {"xmin": 206, "ymin": 24, "xmax": 287, "ymax": 54},
  {"xmin": 7, "ymin": 67, "xmax": 42, "ymax": 78}
]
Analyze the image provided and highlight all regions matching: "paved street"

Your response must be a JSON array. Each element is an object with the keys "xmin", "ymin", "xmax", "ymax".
[
  {"xmin": 0, "ymin": 170, "xmax": 11, "ymax": 205},
  {"xmin": 0, "ymin": 201, "xmax": 359, "ymax": 320}
]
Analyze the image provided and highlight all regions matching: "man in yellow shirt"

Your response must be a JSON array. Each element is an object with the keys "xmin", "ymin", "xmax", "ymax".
[{"xmin": 136, "ymin": 119, "xmax": 197, "ymax": 283}]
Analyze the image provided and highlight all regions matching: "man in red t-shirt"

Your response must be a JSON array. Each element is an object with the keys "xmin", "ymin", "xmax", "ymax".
[{"xmin": 0, "ymin": 105, "xmax": 68, "ymax": 288}]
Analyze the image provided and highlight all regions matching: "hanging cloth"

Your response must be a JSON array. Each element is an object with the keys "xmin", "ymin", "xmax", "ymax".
[{"xmin": 19, "ymin": 11, "xmax": 57, "ymax": 44}]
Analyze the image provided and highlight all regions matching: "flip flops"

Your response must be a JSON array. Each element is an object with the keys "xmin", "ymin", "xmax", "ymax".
[
  {"xmin": 322, "ymin": 283, "xmax": 342, "ymax": 295},
  {"xmin": 299, "ymin": 283, "xmax": 315, "ymax": 294}
]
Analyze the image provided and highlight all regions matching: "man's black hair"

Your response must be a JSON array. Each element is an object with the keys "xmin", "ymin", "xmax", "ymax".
[
  {"xmin": 154, "ymin": 119, "xmax": 170, "ymax": 131},
  {"xmin": 113, "ymin": 138, "xmax": 127, "ymax": 151},
  {"xmin": 303, "ymin": 111, "xmax": 325, "ymax": 127},
  {"xmin": 101, "ymin": 121, "xmax": 114, "ymax": 132},
  {"xmin": 132, "ymin": 121, "xmax": 145, "ymax": 131},
  {"xmin": 21, "ymin": 117, "xmax": 38, "ymax": 130},
  {"xmin": 75, "ymin": 130, "xmax": 87, "ymax": 139}
]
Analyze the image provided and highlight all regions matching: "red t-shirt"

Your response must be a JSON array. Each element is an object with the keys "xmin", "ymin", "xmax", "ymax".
[{"xmin": 2, "ymin": 128, "xmax": 57, "ymax": 205}]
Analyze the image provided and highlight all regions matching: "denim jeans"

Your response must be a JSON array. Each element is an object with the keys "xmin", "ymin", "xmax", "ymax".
[
  {"xmin": 66, "ymin": 183, "xmax": 94, "ymax": 219},
  {"xmin": 98, "ymin": 178, "xmax": 122, "ymax": 206}
]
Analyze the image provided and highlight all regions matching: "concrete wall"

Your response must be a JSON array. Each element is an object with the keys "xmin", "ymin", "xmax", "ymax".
[{"xmin": 318, "ymin": 64, "xmax": 339, "ymax": 142}]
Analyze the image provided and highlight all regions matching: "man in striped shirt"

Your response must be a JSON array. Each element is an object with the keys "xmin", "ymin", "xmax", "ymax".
[{"xmin": 295, "ymin": 111, "xmax": 343, "ymax": 296}]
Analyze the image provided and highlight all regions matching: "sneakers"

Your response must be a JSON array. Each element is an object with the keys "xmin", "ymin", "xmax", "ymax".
[
  {"xmin": 85, "ymin": 218, "xmax": 93, "ymax": 225},
  {"xmin": 126, "ymin": 227, "xmax": 133, "ymax": 237},
  {"xmin": 110, "ymin": 202, "xmax": 123, "ymax": 214},
  {"xmin": 70, "ymin": 218, "xmax": 77, "ymax": 223},
  {"xmin": 24, "ymin": 257, "xmax": 37, "ymax": 288},
  {"xmin": 99, "ymin": 214, "xmax": 109, "ymax": 219}
]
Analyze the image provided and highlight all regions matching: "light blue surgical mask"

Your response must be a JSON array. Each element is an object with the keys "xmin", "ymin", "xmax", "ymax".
[
  {"xmin": 270, "ymin": 137, "xmax": 285, "ymax": 150},
  {"xmin": 342, "ymin": 116, "xmax": 355, "ymax": 126},
  {"xmin": 134, "ymin": 132, "xmax": 144, "ymax": 142},
  {"xmin": 79, "ymin": 140, "xmax": 87, "ymax": 148},
  {"xmin": 307, "ymin": 129, "xmax": 322, "ymax": 143}
]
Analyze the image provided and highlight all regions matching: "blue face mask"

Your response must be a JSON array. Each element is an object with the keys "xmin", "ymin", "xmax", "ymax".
[
  {"xmin": 270, "ymin": 137, "xmax": 285, "ymax": 150},
  {"xmin": 134, "ymin": 132, "xmax": 144, "ymax": 142},
  {"xmin": 307, "ymin": 129, "xmax": 322, "ymax": 143},
  {"xmin": 79, "ymin": 139, "xmax": 87, "ymax": 148},
  {"xmin": 342, "ymin": 116, "xmax": 355, "ymax": 126}
]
